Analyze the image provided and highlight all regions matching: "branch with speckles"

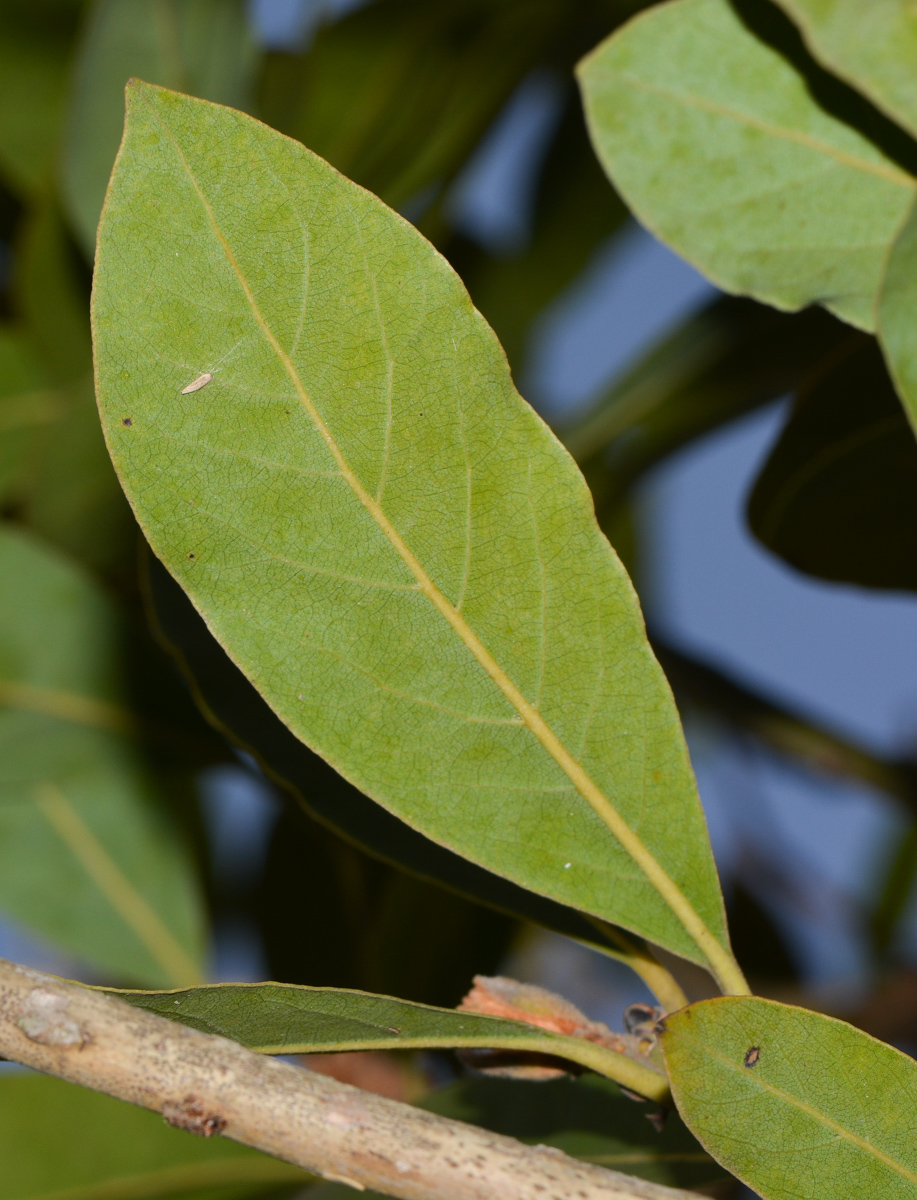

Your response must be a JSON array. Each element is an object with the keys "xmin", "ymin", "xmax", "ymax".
[{"xmin": 0, "ymin": 957, "xmax": 706, "ymax": 1200}]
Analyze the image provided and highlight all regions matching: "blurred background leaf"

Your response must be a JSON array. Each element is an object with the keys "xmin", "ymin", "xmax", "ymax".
[
  {"xmin": 0, "ymin": 525, "xmax": 205, "ymax": 986},
  {"xmin": 0, "ymin": 1073, "xmax": 309, "ymax": 1200},
  {"xmin": 61, "ymin": 0, "xmax": 260, "ymax": 258}
]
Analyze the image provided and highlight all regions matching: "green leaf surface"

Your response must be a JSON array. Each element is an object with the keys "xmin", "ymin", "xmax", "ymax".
[
  {"xmin": 143, "ymin": 548, "xmax": 657, "ymax": 971},
  {"xmin": 0, "ymin": 525, "xmax": 205, "ymax": 986},
  {"xmin": 775, "ymin": 1, "xmax": 917, "ymax": 141},
  {"xmin": 662, "ymin": 996, "xmax": 917, "ymax": 1200},
  {"xmin": 577, "ymin": 0, "xmax": 917, "ymax": 330},
  {"xmin": 93, "ymin": 81, "xmax": 737, "ymax": 984},
  {"xmin": 0, "ymin": 1073, "xmax": 308, "ymax": 1200},
  {"xmin": 112, "ymin": 980, "xmax": 668, "ymax": 1099},
  {"xmin": 748, "ymin": 337, "xmax": 917, "ymax": 590},
  {"xmin": 62, "ymin": 0, "xmax": 259, "ymax": 258}
]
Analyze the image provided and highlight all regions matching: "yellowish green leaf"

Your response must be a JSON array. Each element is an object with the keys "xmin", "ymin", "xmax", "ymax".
[{"xmin": 91, "ymin": 82, "xmax": 741, "ymax": 988}]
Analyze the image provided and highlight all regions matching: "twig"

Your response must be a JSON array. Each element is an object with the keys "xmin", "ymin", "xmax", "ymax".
[{"xmin": 0, "ymin": 958, "xmax": 707, "ymax": 1200}]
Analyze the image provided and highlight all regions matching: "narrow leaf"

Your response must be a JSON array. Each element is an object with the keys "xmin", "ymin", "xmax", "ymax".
[
  {"xmin": 662, "ymin": 996, "xmax": 917, "ymax": 1200},
  {"xmin": 748, "ymin": 337, "xmax": 917, "ymax": 590},
  {"xmin": 577, "ymin": 0, "xmax": 916, "ymax": 331},
  {"xmin": 112, "ymin": 980, "xmax": 669, "ymax": 1101},
  {"xmin": 62, "ymin": 0, "xmax": 259, "ymax": 257},
  {"xmin": 93, "ymin": 81, "xmax": 739, "ymax": 986},
  {"xmin": 775, "ymin": 1, "xmax": 917, "ymax": 141},
  {"xmin": 0, "ymin": 1073, "xmax": 307, "ymax": 1200},
  {"xmin": 0, "ymin": 525, "xmax": 205, "ymax": 986}
]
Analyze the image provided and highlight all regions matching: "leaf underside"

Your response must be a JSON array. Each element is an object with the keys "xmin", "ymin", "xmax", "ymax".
[
  {"xmin": 662, "ymin": 997, "xmax": 917, "ymax": 1200},
  {"xmin": 774, "ymin": 0, "xmax": 917, "ymax": 141},
  {"xmin": 92, "ymin": 82, "xmax": 730, "ymax": 970},
  {"xmin": 577, "ymin": 0, "xmax": 916, "ymax": 331}
]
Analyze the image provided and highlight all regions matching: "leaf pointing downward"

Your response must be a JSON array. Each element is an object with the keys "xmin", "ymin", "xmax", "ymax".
[{"xmin": 92, "ymin": 82, "xmax": 741, "ymax": 988}]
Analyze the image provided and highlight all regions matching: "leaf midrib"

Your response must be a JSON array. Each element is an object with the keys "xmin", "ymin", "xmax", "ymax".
[{"xmin": 141, "ymin": 91, "xmax": 744, "ymax": 993}]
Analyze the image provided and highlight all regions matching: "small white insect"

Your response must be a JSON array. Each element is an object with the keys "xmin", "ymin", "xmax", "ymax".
[{"xmin": 181, "ymin": 372, "xmax": 213, "ymax": 394}]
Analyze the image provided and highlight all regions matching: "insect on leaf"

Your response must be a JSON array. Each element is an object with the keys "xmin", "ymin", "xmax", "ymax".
[{"xmin": 92, "ymin": 81, "xmax": 742, "ymax": 990}]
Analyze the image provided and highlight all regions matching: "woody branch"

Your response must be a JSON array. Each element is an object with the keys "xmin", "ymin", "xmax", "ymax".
[{"xmin": 0, "ymin": 957, "xmax": 704, "ymax": 1200}]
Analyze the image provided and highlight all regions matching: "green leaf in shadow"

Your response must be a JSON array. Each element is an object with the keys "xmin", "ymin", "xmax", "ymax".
[
  {"xmin": 0, "ymin": 524, "xmax": 205, "ymax": 986},
  {"xmin": 110, "ymin": 980, "xmax": 669, "ymax": 1101},
  {"xmin": 577, "ymin": 0, "xmax": 917, "ymax": 331},
  {"xmin": 662, "ymin": 996, "xmax": 917, "ymax": 1200},
  {"xmin": 0, "ymin": 1073, "xmax": 308, "ymax": 1200},
  {"xmin": 748, "ymin": 336, "xmax": 917, "ymax": 590},
  {"xmin": 93, "ymin": 81, "xmax": 741, "ymax": 989}
]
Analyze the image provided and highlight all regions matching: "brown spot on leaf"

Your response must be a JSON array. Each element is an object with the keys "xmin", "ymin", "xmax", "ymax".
[
  {"xmin": 744, "ymin": 1046, "xmax": 760, "ymax": 1068},
  {"xmin": 122, "ymin": 417, "xmax": 132, "ymax": 426}
]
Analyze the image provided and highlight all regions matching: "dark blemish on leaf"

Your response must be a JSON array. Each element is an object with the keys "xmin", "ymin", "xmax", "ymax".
[
  {"xmin": 188, "ymin": 553, "xmax": 195, "ymax": 560},
  {"xmin": 122, "ymin": 417, "xmax": 132, "ymax": 426},
  {"xmin": 744, "ymin": 1046, "xmax": 760, "ymax": 1068}
]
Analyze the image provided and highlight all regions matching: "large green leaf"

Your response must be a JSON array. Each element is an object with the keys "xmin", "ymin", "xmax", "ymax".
[
  {"xmin": 144, "ymin": 549, "xmax": 663, "ymax": 974},
  {"xmin": 775, "ymin": 1, "xmax": 917, "ymax": 141},
  {"xmin": 92, "ymin": 81, "xmax": 740, "ymax": 987},
  {"xmin": 0, "ymin": 1073, "xmax": 308, "ymax": 1200},
  {"xmin": 577, "ymin": 0, "xmax": 917, "ymax": 331},
  {"xmin": 112, "ymin": 980, "xmax": 669, "ymax": 1099},
  {"xmin": 61, "ymin": 0, "xmax": 259, "ymax": 258},
  {"xmin": 748, "ymin": 337, "xmax": 917, "ymax": 590},
  {"xmin": 0, "ymin": 525, "xmax": 205, "ymax": 986},
  {"xmin": 662, "ymin": 996, "xmax": 917, "ymax": 1200}
]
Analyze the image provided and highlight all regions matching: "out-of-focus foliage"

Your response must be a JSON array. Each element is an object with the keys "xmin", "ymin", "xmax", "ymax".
[{"xmin": 0, "ymin": 1073, "xmax": 310, "ymax": 1200}]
